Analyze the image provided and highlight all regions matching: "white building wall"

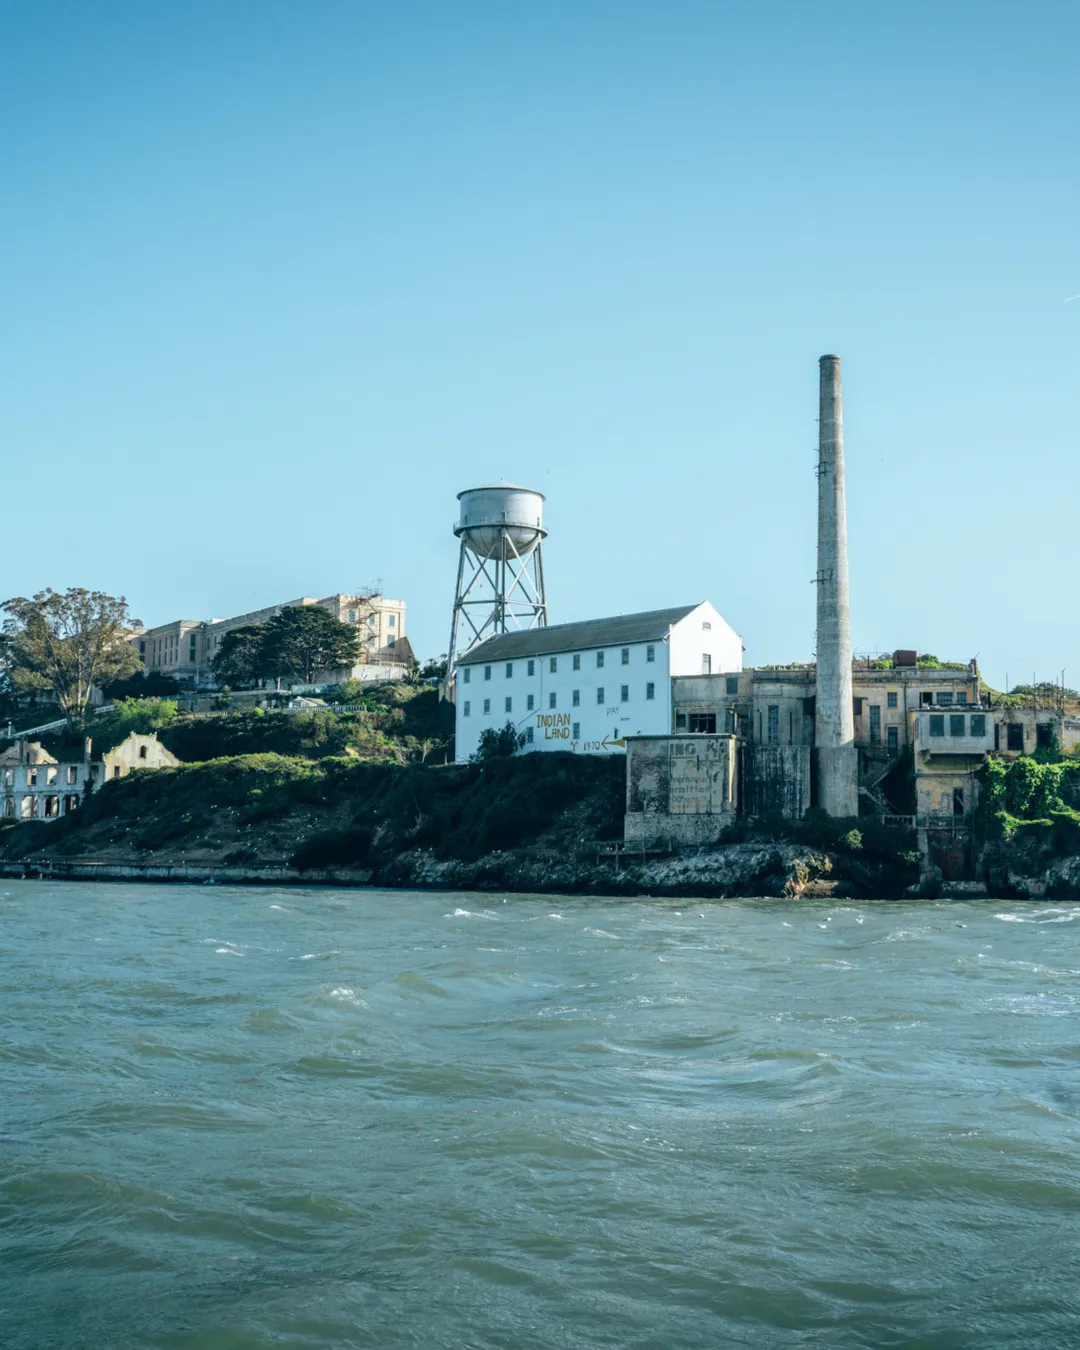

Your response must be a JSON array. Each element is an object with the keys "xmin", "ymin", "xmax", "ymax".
[
  {"xmin": 666, "ymin": 603, "xmax": 743, "ymax": 678},
  {"xmin": 456, "ymin": 639, "xmax": 673, "ymax": 760}
]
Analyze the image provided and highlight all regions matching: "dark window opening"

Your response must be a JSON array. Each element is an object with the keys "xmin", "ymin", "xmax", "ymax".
[
  {"xmin": 887, "ymin": 725, "xmax": 899, "ymax": 753},
  {"xmin": 853, "ymin": 697, "xmax": 864, "ymax": 716},
  {"xmin": 929, "ymin": 714, "xmax": 945, "ymax": 737},
  {"xmin": 953, "ymin": 787, "xmax": 965, "ymax": 817},
  {"xmin": 1037, "ymin": 724, "xmax": 1053, "ymax": 749},
  {"xmin": 869, "ymin": 706, "xmax": 881, "ymax": 744},
  {"xmin": 688, "ymin": 712, "xmax": 717, "ymax": 734},
  {"xmin": 767, "ymin": 704, "xmax": 780, "ymax": 745},
  {"xmin": 1007, "ymin": 724, "xmax": 1024, "ymax": 752},
  {"xmin": 921, "ymin": 692, "xmax": 934, "ymax": 707},
  {"xmin": 949, "ymin": 714, "xmax": 966, "ymax": 737},
  {"xmin": 970, "ymin": 714, "xmax": 986, "ymax": 737}
]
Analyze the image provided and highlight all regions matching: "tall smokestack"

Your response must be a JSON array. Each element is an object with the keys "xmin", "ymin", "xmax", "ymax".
[{"xmin": 814, "ymin": 354, "xmax": 858, "ymax": 816}]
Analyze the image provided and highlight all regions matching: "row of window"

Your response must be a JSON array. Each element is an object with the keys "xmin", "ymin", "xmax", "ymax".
[
  {"xmin": 927, "ymin": 714, "xmax": 988, "ymax": 738},
  {"xmin": 464, "ymin": 683, "xmax": 654, "ymax": 717},
  {"xmin": 2, "ymin": 765, "xmax": 80, "ymax": 788},
  {"xmin": 3, "ymin": 794, "xmax": 80, "ymax": 818},
  {"xmin": 463, "ymin": 647, "xmax": 656, "ymax": 684}
]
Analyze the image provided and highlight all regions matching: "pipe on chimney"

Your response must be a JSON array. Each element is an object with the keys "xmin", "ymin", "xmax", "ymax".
[{"xmin": 814, "ymin": 354, "xmax": 858, "ymax": 816}]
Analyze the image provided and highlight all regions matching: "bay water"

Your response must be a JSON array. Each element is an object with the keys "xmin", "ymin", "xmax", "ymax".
[{"xmin": 2, "ymin": 882, "xmax": 1080, "ymax": 1348}]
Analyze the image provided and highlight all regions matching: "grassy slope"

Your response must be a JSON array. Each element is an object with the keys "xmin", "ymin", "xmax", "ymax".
[{"xmin": 0, "ymin": 752, "xmax": 627, "ymax": 872}]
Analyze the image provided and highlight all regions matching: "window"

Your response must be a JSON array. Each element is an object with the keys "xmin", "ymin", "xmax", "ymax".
[
  {"xmin": 869, "ymin": 706, "xmax": 881, "ymax": 744},
  {"xmin": 139, "ymin": 640, "xmax": 146, "ymax": 655},
  {"xmin": 549, "ymin": 657, "xmax": 558, "ymax": 673},
  {"xmin": 726, "ymin": 676, "xmax": 738, "ymax": 695},
  {"xmin": 463, "ymin": 701, "xmax": 471, "ymax": 717},
  {"xmin": 646, "ymin": 645, "xmax": 655, "ymax": 663},
  {"xmin": 702, "ymin": 621, "xmax": 712, "ymax": 631},
  {"xmin": 463, "ymin": 668, "xmax": 471, "ymax": 684},
  {"xmin": 527, "ymin": 694, "xmax": 534, "ymax": 711},
  {"xmin": 113, "ymin": 766, "xmax": 122, "ymax": 778},
  {"xmin": 27, "ymin": 769, "xmax": 37, "ymax": 787},
  {"xmin": 573, "ymin": 654, "xmax": 580, "ymax": 671},
  {"xmin": 887, "ymin": 725, "xmax": 899, "ymax": 753},
  {"xmin": 43, "ymin": 796, "xmax": 59, "ymax": 818},
  {"xmin": 2, "ymin": 769, "xmax": 11, "ymax": 787},
  {"xmin": 139, "ymin": 745, "xmax": 148, "ymax": 760},
  {"xmin": 935, "ymin": 691, "xmax": 954, "ymax": 707},
  {"xmin": 388, "ymin": 616, "xmax": 396, "ymax": 628},
  {"xmin": 646, "ymin": 682, "xmax": 655, "ymax": 700},
  {"xmin": 64, "ymin": 795, "xmax": 79, "ymax": 813},
  {"xmin": 970, "ymin": 714, "xmax": 986, "ymax": 737},
  {"xmin": 46, "ymin": 767, "xmax": 57, "ymax": 786},
  {"xmin": 956, "ymin": 691, "xmax": 968, "ymax": 705},
  {"xmin": 527, "ymin": 660, "xmax": 535, "ymax": 676},
  {"xmin": 3, "ymin": 797, "xmax": 13, "ymax": 817},
  {"xmin": 701, "ymin": 654, "xmax": 712, "ymax": 675},
  {"xmin": 596, "ymin": 652, "xmax": 605, "ymax": 668},
  {"xmin": 950, "ymin": 714, "xmax": 966, "ymax": 737},
  {"xmin": 348, "ymin": 609, "xmax": 356, "ymax": 623},
  {"xmin": 67, "ymin": 766, "xmax": 78, "ymax": 784},
  {"xmin": 525, "ymin": 727, "xmax": 534, "ymax": 744},
  {"xmin": 887, "ymin": 691, "xmax": 898, "ymax": 709},
  {"xmin": 675, "ymin": 712, "xmax": 687, "ymax": 730},
  {"xmin": 689, "ymin": 712, "xmax": 717, "ymax": 734},
  {"xmin": 853, "ymin": 697, "xmax": 864, "ymax": 716},
  {"xmin": 572, "ymin": 722, "xmax": 580, "ymax": 739},
  {"xmin": 484, "ymin": 665, "xmax": 491, "ymax": 681},
  {"xmin": 953, "ymin": 787, "xmax": 965, "ymax": 817},
  {"xmin": 596, "ymin": 687, "xmax": 605, "ymax": 704},
  {"xmin": 387, "ymin": 636, "xmax": 396, "ymax": 648},
  {"xmin": 767, "ymin": 705, "xmax": 780, "ymax": 744},
  {"xmin": 22, "ymin": 796, "xmax": 38, "ymax": 818},
  {"xmin": 920, "ymin": 692, "xmax": 934, "ymax": 707},
  {"xmin": 621, "ymin": 648, "xmax": 629, "ymax": 665},
  {"xmin": 483, "ymin": 699, "xmax": 491, "ymax": 715},
  {"xmin": 1037, "ymin": 724, "xmax": 1053, "ymax": 750},
  {"xmin": 1007, "ymin": 723, "xmax": 1024, "ymax": 751},
  {"xmin": 619, "ymin": 684, "xmax": 628, "ymax": 702},
  {"xmin": 505, "ymin": 663, "xmax": 513, "ymax": 678},
  {"xmin": 572, "ymin": 689, "xmax": 580, "ymax": 707},
  {"xmin": 505, "ymin": 697, "xmax": 512, "ymax": 713},
  {"xmin": 929, "ymin": 714, "xmax": 945, "ymax": 737}
]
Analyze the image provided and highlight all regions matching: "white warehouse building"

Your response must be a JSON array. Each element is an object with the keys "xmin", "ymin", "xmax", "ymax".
[{"xmin": 454, "ymin": 603, "xmax": 742, "ymax": 760}]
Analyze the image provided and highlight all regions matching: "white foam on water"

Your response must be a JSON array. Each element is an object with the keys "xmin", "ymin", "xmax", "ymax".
[
  {"xmin": 215, "ymin": 946, "xmax": 243, "ymax": 956},
  {"xmin": 328, "ymin": 987, "xmax": 368, "ymax": 1007}
]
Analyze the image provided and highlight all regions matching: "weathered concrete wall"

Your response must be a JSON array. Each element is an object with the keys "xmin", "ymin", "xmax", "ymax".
[
  {"xmin": 745, "ymin": 744, "xmax": 811, "ymax": 820},
  {"xmin": 624, "ymin": 735, "xmax": 738, "ymax": 845}
]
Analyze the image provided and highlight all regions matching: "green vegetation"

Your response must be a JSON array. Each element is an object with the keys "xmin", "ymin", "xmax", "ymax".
[
  {"xmin": 210, "ymin": 606, "xmax": 365, "ymax": 687},
  {"xmin": 0, "ymin": 588, "xmax": 142, "ymax": 728},
  {"xmin": 915, "ymin": 654, "xmax": 968, "ymax": 670},
  {"xmin": 976, "ymin": 755, "xmax": 1080, "ymax": 887},
  {"xmin": 7, "ymin": 751, "xmax": 625, "ymax": 871},
  {"xmin": 471, "ymin": 721, "xmax": 525, "ymax": 761}
]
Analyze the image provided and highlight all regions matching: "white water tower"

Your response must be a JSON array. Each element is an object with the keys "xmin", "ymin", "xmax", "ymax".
[{"xmin": 444, "ymin": 482, "xmax": 548, "ymax": 694}]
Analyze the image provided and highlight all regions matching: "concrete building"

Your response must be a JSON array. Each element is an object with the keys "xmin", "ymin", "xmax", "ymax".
[
  {"xmin": 133, "ymin": 593, "xmax": 408, "ymax": 686},
  {"xmin": 624, "ymin": 734, "xmax": 739, "ymax": 846},
  {"xmin": 0, "ymin": 733, "xmax": 178, "ymax": 821},
  {"xmin": 454, "ymin": 603, "xmax": 743, "ymax": 761}
]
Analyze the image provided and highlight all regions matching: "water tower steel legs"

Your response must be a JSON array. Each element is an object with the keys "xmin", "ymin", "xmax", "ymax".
[
  {"xmin": 444, "ymin": 532, "xmax": 547, "ymax": 697},
  {"xmin": 814, "ymin": 354, "xmax": 858, "ymax": 817}
]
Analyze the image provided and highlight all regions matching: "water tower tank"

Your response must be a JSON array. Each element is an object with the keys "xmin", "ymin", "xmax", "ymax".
[{"xmin": 455, "ymin": 484, "xmax": 545, "ymax": 560}]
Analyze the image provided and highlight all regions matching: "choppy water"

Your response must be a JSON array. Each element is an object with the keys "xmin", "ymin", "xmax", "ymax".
[{"xmin": 3, "ymin": 885, "xmax": 1080, "ymax": 1348}]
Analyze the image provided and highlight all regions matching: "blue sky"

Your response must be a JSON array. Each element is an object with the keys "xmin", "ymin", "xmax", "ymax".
[{"xmin": 1, "ymin": 1, "xmax": 1077, "ymax": 690}]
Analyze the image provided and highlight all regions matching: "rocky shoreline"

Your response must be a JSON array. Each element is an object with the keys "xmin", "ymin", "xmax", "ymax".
[{"xmin": 5, "ymin": 840, "xmax": 1076, "ymax": 899}]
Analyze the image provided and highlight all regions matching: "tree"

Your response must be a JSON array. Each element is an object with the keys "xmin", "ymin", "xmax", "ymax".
[
  {"xmin": 211, "ymin": 625, "xmax": 267, "ymax": 688},
  {"xmin": 1, "ymin": 588, "xmax": 142, "ymax": 729},
  {"xmin": 470, "ymin": 721, "xmax": 525, "ymax": 762},
  {"xmin": 261, "ymin": 606, "xmax": 360, "ymax": 685}
]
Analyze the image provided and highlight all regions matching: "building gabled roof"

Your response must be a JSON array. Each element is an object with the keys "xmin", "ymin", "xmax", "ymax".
[{"xmin": 458, "ymin": 605, "xmax": 702, "ymax": 665}]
